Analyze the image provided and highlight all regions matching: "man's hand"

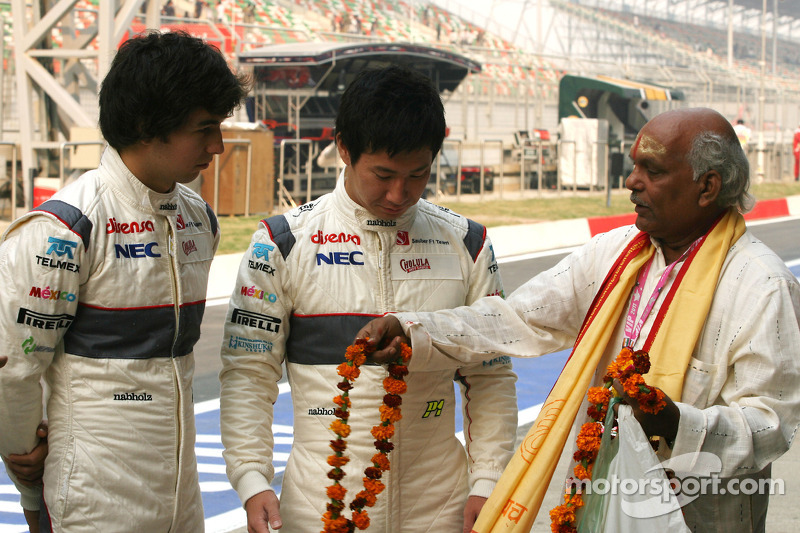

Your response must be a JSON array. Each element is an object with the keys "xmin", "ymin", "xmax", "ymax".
[
  {"xmin": 462, "ymin": 495, "xmax": 487, "ymax": 533},
  {"xmin": 245, "ymin": 490, "xmax": 282, "ymax": 532},
  {"xmin": 613, "ymin": 380, "xmax": 680, "ymax": 443},
  {"xmin": 6, "ymin": 422, "xmax": 48, "ymax": 487},
  {"xmin": 355, "ymin": 315, "xmax": 409, "ymax": 365},
  {"xmin": 23, "ymin": 508, "xmax": 40, "ymax": 533}
]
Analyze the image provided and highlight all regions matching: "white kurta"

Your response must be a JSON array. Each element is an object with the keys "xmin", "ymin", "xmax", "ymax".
[{"xmin": 398, "ymin": 224, "xmax": 800, "ymax": 532}]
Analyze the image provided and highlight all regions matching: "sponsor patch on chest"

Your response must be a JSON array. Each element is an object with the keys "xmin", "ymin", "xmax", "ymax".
[{"xmin": 389, "ymin": 253, "xmax": 462, "ymax": 280}]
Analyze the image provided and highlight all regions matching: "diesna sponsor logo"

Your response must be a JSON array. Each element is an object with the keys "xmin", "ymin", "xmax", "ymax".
[
  {"xmin": 311, "ymin": 230, "xmax": 361, "ymax": 245},
  {"xmin": 106, "ymin": 217, "xmax": 155, "ymax": 234}
]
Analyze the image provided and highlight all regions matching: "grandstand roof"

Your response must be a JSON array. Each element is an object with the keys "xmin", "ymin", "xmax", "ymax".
[
  {"xmin": 239, "ymin": 41, "xmax": 481, "ymax": 93},
  {"xmin": 734, "ymin": 0, "xmax": 800, "ymax": 19}
]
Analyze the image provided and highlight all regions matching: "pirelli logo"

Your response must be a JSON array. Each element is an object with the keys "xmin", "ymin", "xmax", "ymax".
[
  {"xmin": 231, "ymin": 308, "xmax": 281, "ymax": 333},
  {"xmin": 17, "ymin": 308, "xmax": 74, "ymax": 330},
  {"xmin": 422, "ymin": 399, "xmax": 444, "ymax": 418}
]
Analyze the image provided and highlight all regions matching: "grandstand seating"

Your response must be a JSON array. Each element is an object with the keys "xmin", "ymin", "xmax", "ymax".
[{"xmin": 6, "ymin": 0, "xmax": 800, "ymax": 102}]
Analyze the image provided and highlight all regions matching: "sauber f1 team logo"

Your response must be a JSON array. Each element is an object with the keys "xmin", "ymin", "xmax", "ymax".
[{"xmin": 396, "ymin": 231, "xmax": 409, "ymax": 245}]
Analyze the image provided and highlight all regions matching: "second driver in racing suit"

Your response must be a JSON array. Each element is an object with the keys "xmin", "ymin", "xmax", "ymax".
[{"xmin": 219, "ymin": 65, "xmax": 518, "ymax": 533}]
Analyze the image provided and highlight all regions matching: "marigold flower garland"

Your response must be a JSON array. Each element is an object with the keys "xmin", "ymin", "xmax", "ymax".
[
  {"xmin": 549, "ymin": 347, "xmax": 666, "ymax": 533},
  {"xmin": 321, "ymin": 337, "xmax": 412, "ymax": 533}
]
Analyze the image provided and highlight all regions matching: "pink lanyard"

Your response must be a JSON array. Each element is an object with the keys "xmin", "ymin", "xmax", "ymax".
[{"xmin": 622, "ymin": 239, "xmax": 701, "ymax": 348}]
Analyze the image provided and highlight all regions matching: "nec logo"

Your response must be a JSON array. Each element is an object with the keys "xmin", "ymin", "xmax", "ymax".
[
  {"xmin": 316, "ymin": 251, "xmax": 364, "ymax": 266},
  {"xmin": 114, "ymin": 242, "xmax": 161, "ymax": 258},
  {"xmin": 252, "ymin": 243, "xmax": 274, "ymax": 261},
  {"xmin": 46, "ymin": 237, "xmax": 77, "ymax": 259}
]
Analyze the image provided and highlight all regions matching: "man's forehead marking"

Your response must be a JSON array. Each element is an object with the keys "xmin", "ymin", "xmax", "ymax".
[{"xmin": 634, "ymin": 134, "xmax": 667, "ymax": 158}]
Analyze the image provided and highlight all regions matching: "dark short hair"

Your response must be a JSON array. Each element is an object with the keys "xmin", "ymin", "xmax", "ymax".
[
  {"xmin": 334, "ymin": 64, "xmax": 446, "ymax": 165},
  {"xmin": 99, "ymin": 30, "xmax": 249, "ymax": 150}
]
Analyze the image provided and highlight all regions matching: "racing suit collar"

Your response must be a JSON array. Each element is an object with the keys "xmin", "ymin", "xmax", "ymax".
[
  {"xmin": 333, "ymin": 168, "xmax": 418, "ymax": 232},
  {"xmin": 99, "ymin": 146, "xmax": 182, "ymax": 216}
]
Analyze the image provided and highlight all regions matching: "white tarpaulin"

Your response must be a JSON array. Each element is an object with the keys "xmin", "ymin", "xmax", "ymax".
[{"xmin": 558, "ymin": 118, "xmax": 609, "ymax": 189}]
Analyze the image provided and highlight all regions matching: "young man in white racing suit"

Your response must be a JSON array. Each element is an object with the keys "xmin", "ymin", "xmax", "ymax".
[
  {"xmin": 0, "ymin": 31, "xmax": 248, "ymax": 532},
  {"xmin": 220, "ymin": 65, "xmax": 518, "ymax": 533}
]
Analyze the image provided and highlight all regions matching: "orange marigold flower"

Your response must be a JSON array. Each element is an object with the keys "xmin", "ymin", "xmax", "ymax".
[
  {"xmin": 383, "ymin": 376, "xmax": 407, "ymax": 395},
  {"xmin": 379, "ymin": 404, "xmax": 403, "ymax": 423},
  {"xmin": 332, "ymin": 395, "xmax": 351, "ymax": 409},
  {"xmin": 363, "ymin": 477, "xmax": 385, "ymax": 495},
  {"xmin": 345, "ymin": 343, "xmax": 367, "ymax": 365},
  {"xmin": 356, "ymin": 490, "xmax": 378, "ymax": 507},
  {"xmin": 371, "ymin": 423, "xmax": 395, "ymax": 440},
  {"xmin": 337, "ymin": 362, "xmax": 361, "ymax": 381},
  {"xmin": 330, "ymin": 419, "xmax": 351, "ymax": 438},
  {"xmin": 372, "ymin": 453, "xmax": 390, "ymax": 471},
  {"xmin": 352, "ymin": 510, "xmax": 370, "ymax": 530},
  {"xmin": 326, "ymin": 483, "xmax": 347, "ymax": 501},
  {"xmin": 573, "ymin": 463, "xmax": 593, "ymax": 481},
  {"xmin": 548, "ymin": 503, "xmax": 575, "ymax": 525},
  {"xmin": 575, "ymin": 423, "xmax": 602, "ymax": 453},
  {"xmin": 586, "ymin": 386, "xmax": 611, "ymax": 406},
  {"xmin": 622, "ymin": 373, "xmax": 646, "ymax": 397},
  {"xmin": 399, "ymin": 343, "xmax": 412, "ymax": 363},
  {"xmin": 327, "ymin": 454, "xmax": 350, "ymax": 468},
  {"xmin": 564, "ymin": 492, "xmax": 584, "ymax": 508}
]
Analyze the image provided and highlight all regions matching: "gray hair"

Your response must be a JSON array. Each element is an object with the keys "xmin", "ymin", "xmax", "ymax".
[{"xmin": 687, "ymin": 131, "xmax": 754, "ymax": 213}]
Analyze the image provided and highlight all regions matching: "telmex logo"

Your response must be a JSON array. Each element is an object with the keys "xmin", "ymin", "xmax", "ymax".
[
  {"xmin": 106, "ymin": 217, "xmax": 155, "ymax": 234},
  {"xmin": 114, "ymin": 242, "xmax": 161, "ymax": 258},
  {"xmin": 316, "ymin": 251, "xmax": 364, "ymax": 266},
  {"xmin": 17, "ymin": 308, "xmax": 74, "ymax": 330},
  {"xmin": 231, "ymin": 308, "xmax": 281, "ymax": 333},
  {"xmin": 310, "ymin": 230, "xmax": 361, "ymax": 245},
  {"xmin": 46, "ymin": 237, "xmax": 77, "ymax": 259},
  {"xmin": 400, "ymin": 257, "xmax": 430, "ymax": 273},
  {"xmin": 252, "ymin": 243, "xmax": 274, "ymax": 261}
]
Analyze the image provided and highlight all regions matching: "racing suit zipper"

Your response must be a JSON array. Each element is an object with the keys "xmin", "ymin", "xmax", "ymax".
[
  {"xmin": 165, "ymin": 218, "xmax": 183, "ymax": 531},
  {"xmin": 376, "ymin": 235, "xmax": 386, "ymax": 310},
  {"xmin": 375, "ymin": 232, "xmax": 397, "ymax": 531}
]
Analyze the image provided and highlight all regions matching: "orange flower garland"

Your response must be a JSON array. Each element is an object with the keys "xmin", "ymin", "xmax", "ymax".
[
  {"xmin": 549, "ymin": 347, "xmax": 666, "ymax": 532},
  {"xmin": 321, "ymin": 337, "xmax": 412, "ymax": 533}
]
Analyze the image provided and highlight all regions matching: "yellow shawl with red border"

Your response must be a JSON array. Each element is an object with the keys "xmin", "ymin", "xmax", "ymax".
[{"xmin": 470, "ymin": 209, "xmax": 746, "ymax": 532}]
